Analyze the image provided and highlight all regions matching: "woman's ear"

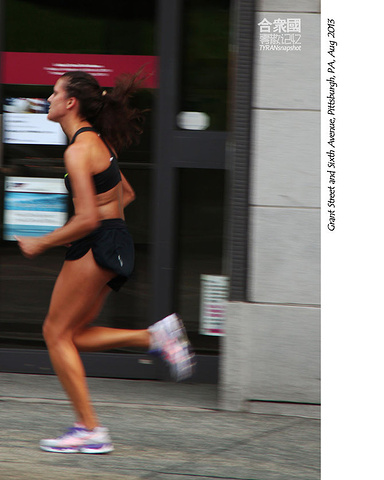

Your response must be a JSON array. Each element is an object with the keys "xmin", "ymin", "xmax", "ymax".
[{"xmin": 66, "ymin": 97, "xmax": 77, "ymax": 110}]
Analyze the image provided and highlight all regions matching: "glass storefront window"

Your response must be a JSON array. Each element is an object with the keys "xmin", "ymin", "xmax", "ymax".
[
  {"xmin": 0, "ymin": 167, "xmax": 152, "ymax": 350},
  {"xmin": 5, "ymin": 0, "xmax": 155, "ymax": 55},
  {"xmin": 0, "ymin": 0, "xmax": 155, "ymax": 350},
  {"xmin": 1, "ymin": 0, "xmax": 230, "ymax": 366},
  {"xmin": 175, "ymin": 169, "xmax": 226, "ymax": 354},
  {"xmin": 179, "ymin": 0, "xmax": 230, "ymax": 131},
  {"xmin": 2, "ymin": 0, "xmax": 156, "ymax": 165}
]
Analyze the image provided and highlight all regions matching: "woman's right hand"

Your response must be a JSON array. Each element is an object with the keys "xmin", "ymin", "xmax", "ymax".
[{"xmin": 15, "ymin": 236, "xmax": 47, "ymax": 259}]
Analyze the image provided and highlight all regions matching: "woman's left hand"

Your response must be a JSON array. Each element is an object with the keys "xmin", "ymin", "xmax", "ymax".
[{"xmin": 15, "ymin": 236, "xmax": 46, "ymax": 259}]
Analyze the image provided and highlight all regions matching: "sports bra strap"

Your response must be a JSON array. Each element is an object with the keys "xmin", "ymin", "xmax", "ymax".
[
  {"xmin": 69, "ymin": 126, "xmax": 96, "ymax": 145},
  {"xmin": 99, "ymin": 136, "xmax": 115, "ymax": 158},
  {"xmin": 69, "ymin": 126, "xmax": 116, "ymax": 157}
]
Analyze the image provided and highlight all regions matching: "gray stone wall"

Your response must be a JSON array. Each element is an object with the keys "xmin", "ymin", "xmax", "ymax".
[{"xmin": 221, "ymin": 0, "xmax": 320, "ymax": 411}]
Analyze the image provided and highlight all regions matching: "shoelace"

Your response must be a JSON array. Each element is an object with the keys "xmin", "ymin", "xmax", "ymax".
[{"xmin": 58, "ymin": 427, "xmax": 87, "ymax": 439}]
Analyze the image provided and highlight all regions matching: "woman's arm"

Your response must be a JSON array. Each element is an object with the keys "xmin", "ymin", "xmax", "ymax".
[{"xmin": 17, "ymin": 145, "xmax": 99, "ymax": 258}]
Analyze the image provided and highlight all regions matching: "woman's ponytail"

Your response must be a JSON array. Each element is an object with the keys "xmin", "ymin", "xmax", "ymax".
[
  {"xmin": 94, "ymin": 71, "xmax": 148, "ymax": 151},
  {"xmin": 61, "ymin": 70, "xmax": 148, "ymax": 152}
]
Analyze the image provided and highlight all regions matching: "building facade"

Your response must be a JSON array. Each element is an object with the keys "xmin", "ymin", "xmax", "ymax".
[{"xmin": 221, "ymin": 0, "xmax": 320, "ymax": 411}]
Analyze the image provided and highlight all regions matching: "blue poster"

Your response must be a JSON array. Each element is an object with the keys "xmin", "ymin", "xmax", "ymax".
[{"xmin": 3, "ymin": 177, "xmax": 68, "ymax": 240}]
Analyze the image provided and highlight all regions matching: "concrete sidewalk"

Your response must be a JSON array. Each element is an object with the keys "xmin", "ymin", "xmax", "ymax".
[{"xmin": 0, "ymin": 373, "xmax": 320, "ymax": 480}]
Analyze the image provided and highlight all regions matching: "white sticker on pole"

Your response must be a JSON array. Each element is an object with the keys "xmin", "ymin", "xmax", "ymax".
[{"xmin": 199, "ymin": 274, "xmax": 229, "ymax": 336}]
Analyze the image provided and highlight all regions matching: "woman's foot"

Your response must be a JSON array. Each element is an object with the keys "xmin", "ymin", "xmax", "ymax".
[
  {"xmin": 40, "ymin": 423, "xmax": 114, "ymax": 454},
  {"xmin": 148, "ymin": 313, "xmax": 195, "ymax": 381}
]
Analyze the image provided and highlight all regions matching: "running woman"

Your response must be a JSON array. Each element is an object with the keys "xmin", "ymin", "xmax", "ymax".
[{"xmin": 16, "ymin": 71, "xmax": 194, "ymax": 454}]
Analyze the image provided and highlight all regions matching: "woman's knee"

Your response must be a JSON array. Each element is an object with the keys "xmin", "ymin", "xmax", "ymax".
[
  {"xmin": 42, "ymin": 318, "xmax": 56, "ymax": 346},
  {"xmin": 42, "ymin": 314, "xmax": 70, "ymax": 348}
]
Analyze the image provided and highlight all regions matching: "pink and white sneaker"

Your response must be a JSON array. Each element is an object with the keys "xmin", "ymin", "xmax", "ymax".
[
  {"xmin": 40, "ymin": 423, "xmax": 114, "ymax": 454},
  {"xmin": 149, "ymin": 313, "xmax": 195, "ymax": 381}
]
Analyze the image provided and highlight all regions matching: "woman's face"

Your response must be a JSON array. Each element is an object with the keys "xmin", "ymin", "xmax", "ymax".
[{"xmin": 47, "ymin": 78, "xmax": 70, "ymax": 123}]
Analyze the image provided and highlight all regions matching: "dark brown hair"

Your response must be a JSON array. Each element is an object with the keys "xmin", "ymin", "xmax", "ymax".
[{"xmin": 61, "ymin": 70, "xmax": 146, "ymax": 151}]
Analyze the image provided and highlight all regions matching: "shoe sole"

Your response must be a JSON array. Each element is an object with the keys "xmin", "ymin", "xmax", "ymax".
[{"xmin": 40, "ymin": 444, "xmax": 114, "ymax": 454}]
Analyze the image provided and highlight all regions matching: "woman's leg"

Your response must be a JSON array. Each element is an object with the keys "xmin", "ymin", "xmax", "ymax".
[
  {"xmin": 43, "ymin": 250, "xmax": 117, "ymax": 430},
  {"xmin": 74, "ymin": 326, "xmax": 150, "ymax": 351},
  {"xmin": 73, "ymin": 285, "xmax": 150, "ymax": 352},
  {"xmin": 72, "ymin": 290, "xmax": 150, "ymax": 351}
]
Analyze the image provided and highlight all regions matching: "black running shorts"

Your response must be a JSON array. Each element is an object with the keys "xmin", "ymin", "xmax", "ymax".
[{"xmin": 65, "ymin": 218, "xmax": 134, "ymax": 291}]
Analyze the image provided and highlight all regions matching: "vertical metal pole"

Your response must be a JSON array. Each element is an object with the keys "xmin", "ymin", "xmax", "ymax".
[
  {"xmin": 151, "ymin": 0, "xmax": 182, "ymax": 321},
  {"xmin": 0, "ymin": 0, "xmax": 4, "ymax": 167},
  {"xmin": 225, "ymin": 0, "xmax": 255, "ymax": 301}
]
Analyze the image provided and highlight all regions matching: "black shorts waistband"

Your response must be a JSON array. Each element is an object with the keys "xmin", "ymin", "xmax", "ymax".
[{"xmin": 99, "ymin": 218, "xmax": 127, "ymax": 230}]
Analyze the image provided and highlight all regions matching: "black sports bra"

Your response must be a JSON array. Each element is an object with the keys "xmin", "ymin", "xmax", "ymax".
[{"xmin": 64, "ymin": 127, "xmax": 121, "ymax": 195}]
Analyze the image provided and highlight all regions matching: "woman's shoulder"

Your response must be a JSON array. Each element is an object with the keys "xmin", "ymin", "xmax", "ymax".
[{"xmin": 64, "ymin": 141, "xmax": 93, "ymax": 172}]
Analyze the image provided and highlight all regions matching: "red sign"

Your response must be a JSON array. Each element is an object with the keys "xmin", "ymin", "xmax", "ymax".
[{"xmin": 1, "ymin": 52, "xmax": 157, "ymax": 88}]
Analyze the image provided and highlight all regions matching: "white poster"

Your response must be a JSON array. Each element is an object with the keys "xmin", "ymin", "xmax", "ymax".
[{"xmin": 3, "ymin": 98, "xmax": 67, "ymax": 145}]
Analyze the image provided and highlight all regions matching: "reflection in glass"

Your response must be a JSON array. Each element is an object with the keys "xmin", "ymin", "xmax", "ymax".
[
  {"xmin": 175, "ymin": 169, "xmax": 226, "ymax": 354},
  {"xmin": 180, "ymin": 0, "xmax": 230, "ymax": 131}
]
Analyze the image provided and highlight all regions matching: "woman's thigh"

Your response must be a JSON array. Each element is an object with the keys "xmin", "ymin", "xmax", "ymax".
[{"xmin": 44, "ymin": 249, "xmax": 115, "ymax": 336}]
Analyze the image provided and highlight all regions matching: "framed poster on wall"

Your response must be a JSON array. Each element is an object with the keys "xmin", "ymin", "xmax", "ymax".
[{"xmin": 3, "ymin": 176, "xmax": 68, "ymax": 240}]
